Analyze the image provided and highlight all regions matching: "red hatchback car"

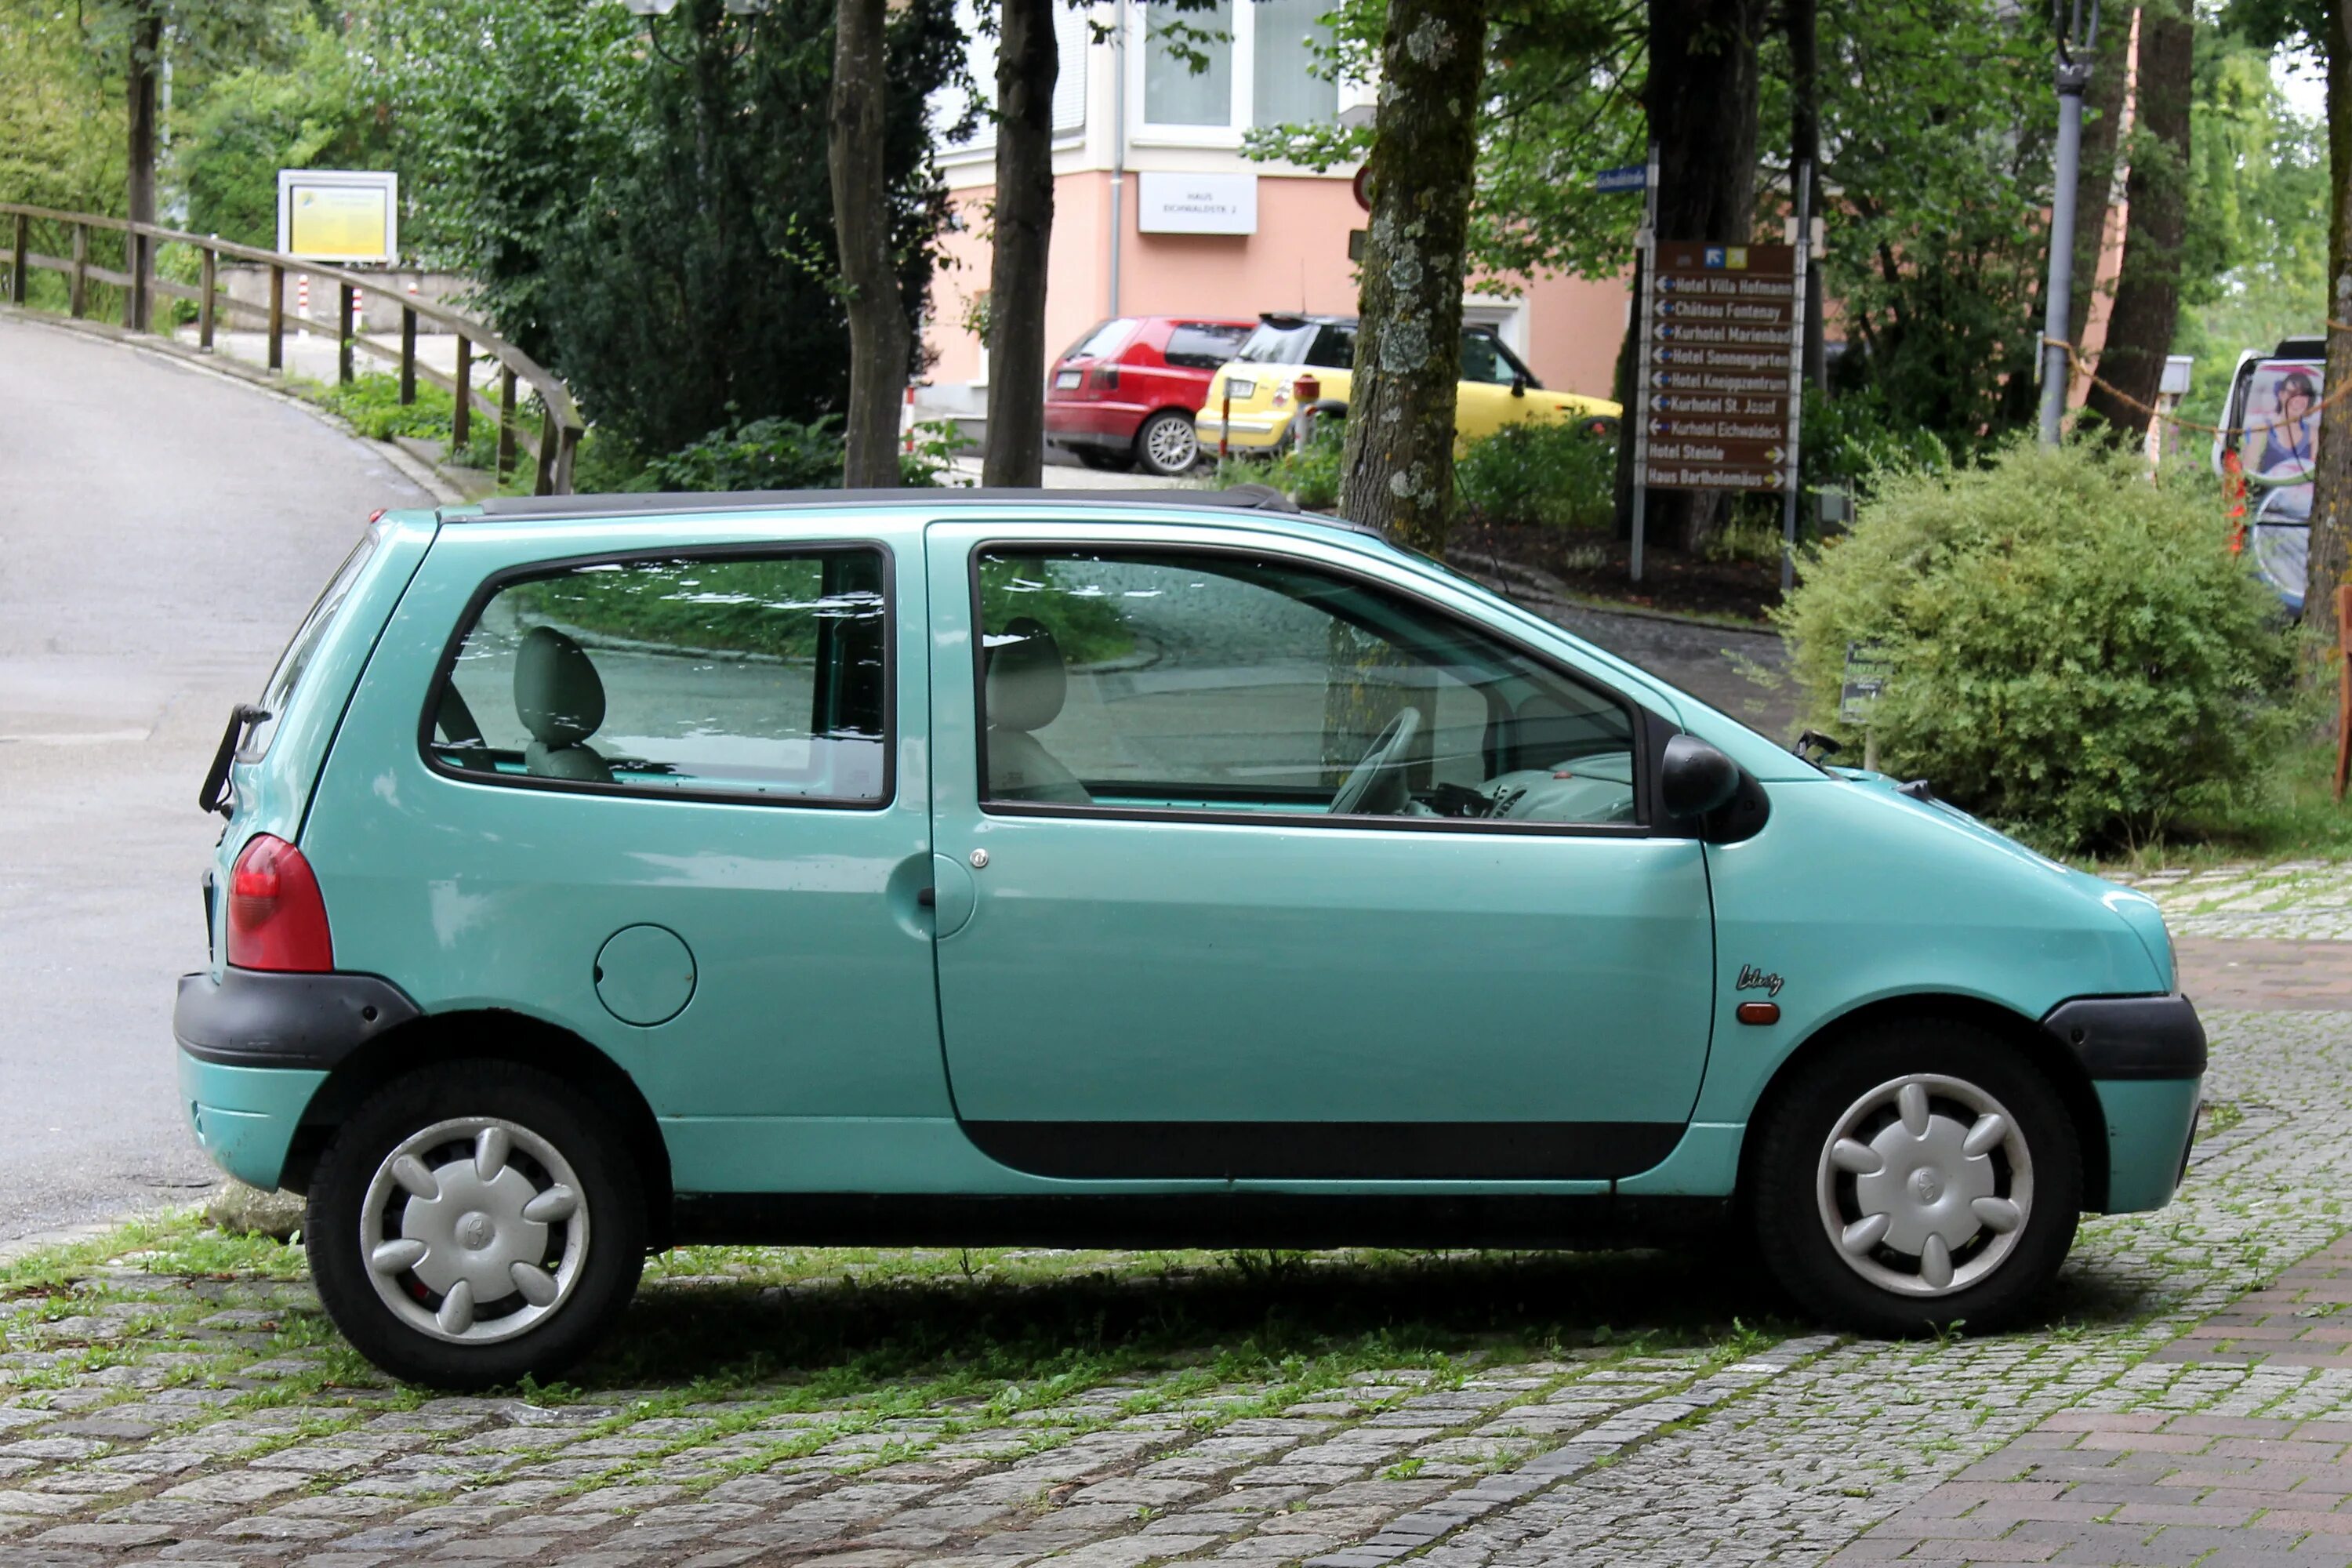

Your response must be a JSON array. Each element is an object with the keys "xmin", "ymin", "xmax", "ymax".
[{"xmin": 1045, "ymin": 316, "xmax": 1255, "ymax": 476}]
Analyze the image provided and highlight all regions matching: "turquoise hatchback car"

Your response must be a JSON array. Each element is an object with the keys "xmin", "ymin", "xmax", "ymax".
[{"xmin": 175, "ymin": 489, "xmax": 2204, "ymax": 1388}]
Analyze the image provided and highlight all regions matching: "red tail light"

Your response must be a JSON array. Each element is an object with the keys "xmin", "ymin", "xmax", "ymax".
[
  {"xmin": 226, "ymin": 834, "xmax": 334, "ymax": 971},
  {"xmin": 1093, "ymin": 365, "xmax": 1120, "ymax": 390}
]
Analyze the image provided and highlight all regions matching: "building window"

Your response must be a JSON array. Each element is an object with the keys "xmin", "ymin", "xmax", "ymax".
[
  {"xmin": 1138, "ymin": 0, "xmax": 1337, "ymax": 138},
  {"xmin": 1252, "ymin": 0, "xmax": 1339, "ymax": 128}
]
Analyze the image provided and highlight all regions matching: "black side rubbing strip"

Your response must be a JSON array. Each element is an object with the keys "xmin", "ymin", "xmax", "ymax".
[
  {"xmin": 2041, "ymin": 994, "xmax": 2207, "ymax": 1081},
  {"xmin": 960, "ymin": 1121, "xmax": 1684, "ymax": 1181}
]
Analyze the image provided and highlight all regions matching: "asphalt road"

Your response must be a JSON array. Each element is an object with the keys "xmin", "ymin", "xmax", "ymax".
[{"xmin": 0, "ymin": 315, "xmax": 430, "ymax": 1244}]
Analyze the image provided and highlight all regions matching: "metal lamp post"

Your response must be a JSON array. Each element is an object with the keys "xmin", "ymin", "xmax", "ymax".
[{"xmin": 2037, "ymin": 0, "xmax": 2099, "ymax": 447}]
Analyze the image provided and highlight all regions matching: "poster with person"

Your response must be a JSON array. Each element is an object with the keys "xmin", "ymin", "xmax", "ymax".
[{"xmin": 2248, "ymin": 361, "xmax": 2322, "ymax": 481}]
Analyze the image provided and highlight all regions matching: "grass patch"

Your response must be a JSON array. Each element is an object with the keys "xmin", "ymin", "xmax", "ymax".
[{"xmin": 2077, "ymin": 740, "xmax": 2352, "ymax": 875}]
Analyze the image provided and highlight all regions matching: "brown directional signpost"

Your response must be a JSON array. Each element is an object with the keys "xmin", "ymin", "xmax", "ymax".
[{"xmin": 1628, "ymin": 161, "xmax": 1812, "ymax": 588}]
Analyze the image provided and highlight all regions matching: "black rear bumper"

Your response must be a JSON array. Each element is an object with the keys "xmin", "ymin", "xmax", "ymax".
[
  {"xmin": 2042, "ymin": 993, "xmax": 2206, "ymax": 1081},
  {"xmin": 175, "ymin": 967, "xmax": 420, "ymax": 1070}
]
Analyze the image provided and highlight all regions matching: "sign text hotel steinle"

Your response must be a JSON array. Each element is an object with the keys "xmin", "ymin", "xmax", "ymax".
[{"xmin": 1635, "ymin": 242, "xmax": 1802, "ymax": 492}]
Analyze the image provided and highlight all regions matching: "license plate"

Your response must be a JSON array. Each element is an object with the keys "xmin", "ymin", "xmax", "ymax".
[
  {"xmin": 1054, "ymin": 369, "xmax": 1083, "ymax": 389},
  {"xmin": 1224, "ymin": 378, "xmax": 1255, "ymax": 401}
]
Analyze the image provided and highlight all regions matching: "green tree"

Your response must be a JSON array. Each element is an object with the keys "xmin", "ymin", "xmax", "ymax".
[
  {"xmin": 2085, "ymin": 0, "xmax": 2198, "ymax": 436},
  {"xmin": 368, "ymin": 0, "xmax": 960, "ymax": 458},
  {"xmin": 174, "ymin": 16, "xmax": 387, "ymax": 246},
  {"xmin": 0, "ymin": 0, "xmax": 125, "ymax": 216},
  {"xmin": 2227, "ymin": 0, "xmax": 2350, "ymax": 650}
]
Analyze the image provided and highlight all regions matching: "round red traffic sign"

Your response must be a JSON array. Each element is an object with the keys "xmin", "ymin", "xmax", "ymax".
[{"xmin": 1352, "ymin": 163, "xmax": 1375, "ymax": 213}]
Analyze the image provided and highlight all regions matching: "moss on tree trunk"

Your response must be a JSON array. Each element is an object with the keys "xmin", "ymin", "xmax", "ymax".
[{"xmin": 1337, "ymin": 0, "xmax": 1491, "ymax": 554}]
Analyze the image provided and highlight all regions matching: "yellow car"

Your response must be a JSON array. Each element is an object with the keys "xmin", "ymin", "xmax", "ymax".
[{"xmin": 1197, "ymin": 313, "xmax": 1620, "ymax": 456}]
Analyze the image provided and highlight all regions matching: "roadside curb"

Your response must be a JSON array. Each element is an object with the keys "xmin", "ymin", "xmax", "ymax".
[
  {"xmin": 1450, "ymin": 557, "xmax": 1781, "ymax": 637},
  {"xmin": 0, "ymin": 305, "xmax": 466, "ymax": 506}
]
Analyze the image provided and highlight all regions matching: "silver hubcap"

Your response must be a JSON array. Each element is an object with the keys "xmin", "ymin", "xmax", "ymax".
[
  {"xmin": 1815, "ymin": 1074, "xmax": 2032, "ymax": 1298},
  {"xmin": 1144, "ymin": 416, "xmax": 1196, "ymax": 471},
  {"xmin": 360, "ymin": 1116, "xmax": 590, "ymax": 1345}
]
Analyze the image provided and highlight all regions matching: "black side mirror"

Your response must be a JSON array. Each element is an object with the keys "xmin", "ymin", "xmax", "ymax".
[
  {"xmin": 1661, "ymin": 733, "xmax": 1740, "ymax": 818},
  {"xmin": 1509, "ymin": 373, "xmax": 1528, "ymax": 398}
]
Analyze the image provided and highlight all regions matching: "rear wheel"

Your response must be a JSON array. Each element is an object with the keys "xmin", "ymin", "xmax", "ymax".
[
  {"xmin": 1751, "ymin": 1018, "xmax": 2081, "ymax": 1335},
  {"xmin": 307, "ymin": 1062, "xmax": 645, "ymax": 1388},
  {"xmin": 1134, "ymin": 410, "xmax": 1202, "ymax": 476}
]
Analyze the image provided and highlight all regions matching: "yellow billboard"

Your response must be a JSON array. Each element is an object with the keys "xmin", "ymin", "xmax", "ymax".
[{"xmin": 277, "ymin": 172, "xmax": 397, "ymax": 263}]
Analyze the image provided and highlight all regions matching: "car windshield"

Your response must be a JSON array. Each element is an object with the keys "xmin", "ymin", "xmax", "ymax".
[
  {"xmin": 1234, "ymin": 321, "xmax": 1357, "ymax": 368},
  {"xmin": 1234, "ymin": 321, "xmax": 1318, "ymax": 365}
]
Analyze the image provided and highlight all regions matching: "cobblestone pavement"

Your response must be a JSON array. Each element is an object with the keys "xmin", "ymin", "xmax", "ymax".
[{"xmin": 6, "ymin": 894, "xmax": 2352, "ymax": 1565}]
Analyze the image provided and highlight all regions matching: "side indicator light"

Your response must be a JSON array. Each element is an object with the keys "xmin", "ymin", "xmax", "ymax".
[{"xmin": 1736, "ymin": 1001, "xmax": 1780, "ymax": 1026}]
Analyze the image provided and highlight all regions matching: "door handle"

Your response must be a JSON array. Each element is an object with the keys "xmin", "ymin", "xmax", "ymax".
[{"xmin": 916, "ymin": 887, "xmax": 936, "ymax": 909}]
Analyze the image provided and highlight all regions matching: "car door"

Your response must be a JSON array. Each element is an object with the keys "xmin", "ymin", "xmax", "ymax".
[
  {"xmin": 314, "ymin": 524, "xmax": 946, "ymax": 1163},
  {"xmin": 924, "ymin": 520, "xmax": 1716, "ymax": 1183}
]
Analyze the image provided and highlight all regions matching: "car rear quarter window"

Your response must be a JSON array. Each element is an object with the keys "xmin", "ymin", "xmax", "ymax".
[
  {"xmin": 241, "ymin": 529, "xmax": 380, "ymax": 760},
  {"xmin": 426, "ymin": 548, "xmax": 890, "ymax": 806},
  {"xmin": 1163, "ymin": 323, "xmax": 1249, "ymax": 369},
  {"xmin": 1062, "ymin": 319, "xmax": 1138, "ymax": 361}
]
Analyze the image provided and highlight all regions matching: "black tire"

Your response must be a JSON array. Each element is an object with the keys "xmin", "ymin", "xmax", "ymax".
[
  {"xmin": 1751, "ymin": 1018, "xmax": 2081, "ymax": 1336},
  {"xmin": 307, "ymin": 1061, "xmax": 646, "ymax": 1389},
  {"xmin": 1134, "ymin": 410, "xmax": 1202, "ymax": 476},
  {"xmin": 1073, "ymin": 447, "xmax": 1135, "ymax": 473}
]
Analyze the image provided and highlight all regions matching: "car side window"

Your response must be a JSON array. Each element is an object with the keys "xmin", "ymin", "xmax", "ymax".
[
  {"xmin": 429, "ymin": 549, "xmax": 889, "ymax": 805},
  {"xmin": 1309, "ymin": 325, "xmax": 1359, "ymax": 369},
  {"xmin": 974, "ymin": 547, "xmax": 1639, "ymax": 827},
  {"xmin": 1460, "ymin": 334, "xmax": 1514, "ymax": 385}
]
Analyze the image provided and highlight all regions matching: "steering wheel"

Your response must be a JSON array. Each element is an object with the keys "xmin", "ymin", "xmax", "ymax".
[{"xmin": 1328, "ymin": 707, "xmax": 1423, "ymax": 817}]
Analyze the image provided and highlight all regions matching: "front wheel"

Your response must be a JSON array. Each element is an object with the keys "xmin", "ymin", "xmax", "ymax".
[
  {"xmin": 307, "ymin": 1062, "xmax": 645, "ymax": 1388},
  {"xmin": 1751, "ymin": 1019, "xmax": 2081, "ymax": 1335},
  {"xmin": 1134, "ymin": 411, "xmax": 1202, "ymax": 476}
]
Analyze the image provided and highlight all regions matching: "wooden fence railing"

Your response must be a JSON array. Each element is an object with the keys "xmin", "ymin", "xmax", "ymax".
[{"xmin": 1, "ymin": 203, "xmax": 581, "ymax": 495}]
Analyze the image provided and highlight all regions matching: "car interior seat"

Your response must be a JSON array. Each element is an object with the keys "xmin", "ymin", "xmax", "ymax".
[
  {"xmin": 985, "ymin": 617, "xmax": 1091, "ymax": 804},
  {"xmin": 515, "ymin": 626, "xmax": 614, "ymax": 782}
]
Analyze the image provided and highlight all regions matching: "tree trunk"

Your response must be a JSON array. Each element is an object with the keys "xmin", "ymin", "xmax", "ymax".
[
  {"xmin": 981, "ymin": 0, "xmax": 1055, "ymax": 488},
  {"xmin": 2309, "ymin": 5, "xmax": 2352, "ymax": 657},
  {"xmin": 1336, "ymin": 0, "xmax": 1492, "ymax": 550},
  {"xmin": 829, "ymin": 0, "xmax": 911, "ymax": 487},
  {"xmin": 2067, "ymin": 10, "xmax": 2129, "ymax": 359},
  {"xmin": 1622, "ymin": 0, "xmax": 1771, "ymax": 554},
  {"xmin": 1788, "ymin": 0, "xmax": 1824, "ymax": 392},
  {"xmin": 2084, "ymin": 0, "xmax": 2191, "ymax": 441},
  {"xmin": 125, "ymin": 0, "xmax": 160, "ymax": 332}
]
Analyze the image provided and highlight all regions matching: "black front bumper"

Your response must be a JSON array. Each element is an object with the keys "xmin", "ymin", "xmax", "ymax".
[
  {"xmin": 2041, "ymin": 993, "xmax": 2206, "ymax": 1080},
  {"xmin": 175, "ymin": 967, "xmax": 421, "ymax": 1070}
]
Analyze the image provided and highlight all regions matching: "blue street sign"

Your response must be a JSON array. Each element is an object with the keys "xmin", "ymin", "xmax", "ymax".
[{"xmin": 1594, "ymin": 165, "xmax": 1647, "ymax": 193}]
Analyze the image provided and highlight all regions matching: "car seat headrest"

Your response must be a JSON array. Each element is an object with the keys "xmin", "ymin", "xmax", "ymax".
[
  {"xmin": 986, "ymin": 616, "xmax": 1068, "ymax": 733},
  {"xmin": 514, "ymin": 625, "xmax": 607, "ymax": 750}
]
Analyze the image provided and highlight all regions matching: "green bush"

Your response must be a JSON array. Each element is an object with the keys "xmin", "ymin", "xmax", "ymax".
[
  {"xmin": 641, "ymin": 415, "xmax": 954, "ymax": 492},
  {"xmin": 1455, "ymin": 422, "xmax": 1616, "ymax": 531},
  {"xmin": 1775, "ymin": 440, "xmax": 2294, "ymax": 851},
  {"xmin": 1210, "ymin": 423, "xmax": 1346, "ymax": 510},
  {"xmin": 316, "ymin": 373, "xmax": 460, "ymax": 443}
]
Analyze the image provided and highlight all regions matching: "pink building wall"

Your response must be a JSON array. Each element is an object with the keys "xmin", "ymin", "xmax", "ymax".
[{"xmin": 925, "ymin": 171, "xmax": 1631, "ymax": 404}]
